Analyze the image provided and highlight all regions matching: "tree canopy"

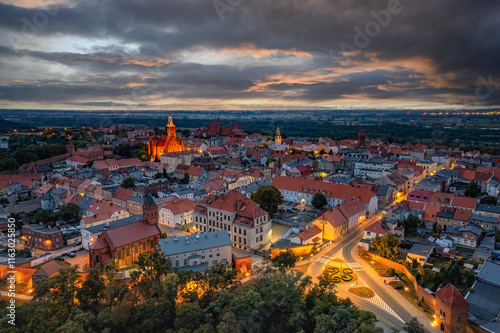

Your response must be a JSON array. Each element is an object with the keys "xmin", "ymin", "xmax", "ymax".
[
  {"xmin": 250, "ymin": 185, "xmax": 283, "ymax": 218},
  {"xmin": 480, "ymin": 195, "xmax": 498, "ymax": 205},
  {"xmin": 0, "ymin": 260, "xmax": 391, "ymax": 333},
  {"xmin": 271, "ymin": 249, "xmax": 297, "ymax": 269},
  {"xmin": 465, "ymin": 181, "xmax": 480, "ymax": 198},
  {"xmin": 121, "ymin": 177, "xmax": 135, "ymax": 189},
  {"xmin": 311, "ymin": 193, "xmax": 328, "ymax": 209},
  {"xmin": 371, "ymin": 234, "xmax": 401, "ymax": 261}
]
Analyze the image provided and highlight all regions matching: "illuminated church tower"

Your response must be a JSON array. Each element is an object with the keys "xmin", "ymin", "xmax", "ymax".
[
  {"xmin": 148, "ymin": 112, "xmax": 185, "ymax": 161},
  {"xmin": 166, "ymin": 112, "xmax": 177, "ymax": 138},
  {"xmin": 275, "ymin": 125, "xmax": 282, "ymax": 145}
]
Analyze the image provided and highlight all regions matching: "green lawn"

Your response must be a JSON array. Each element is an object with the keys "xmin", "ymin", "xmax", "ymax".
[
  {"xmin": 455, "ymin": 246, "xmax": 475, "ymax": 255},
  {"xmin": 394, "ymin": 272, "xmax": 434, "ymax": 321},
  {"xmin": 360, "ymin": 256, "xmax": 396, "ymax": 277},
  {"xmin": 349, "ymin": 287, "xmax": 375, "ymax": 298}
]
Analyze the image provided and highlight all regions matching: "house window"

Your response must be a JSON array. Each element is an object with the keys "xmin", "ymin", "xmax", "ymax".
[
  {"xmin": 127, "ymin": 247, "xmax": 130, "ymax": 256},
  {"xmin": 175, "ymin": 260, "xmax": 179, "ymax": 267},
  {"xmin": 143, "ymin": 242, "xmax": 146, "ymax": 251}
]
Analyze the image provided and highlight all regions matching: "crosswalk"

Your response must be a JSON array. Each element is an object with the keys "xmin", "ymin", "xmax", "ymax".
[
  {"xmin": 316, "ymin": 256, "xmax": 331, "ymax": 264},
  {"xmin": 330, "ymin": 250, "xmax": 343, "ymax": 260},
  {"xmin": 366, "ymin": 295, "xmax": 404, "ymax": 322},
  {"xmin": 346, "ymin": 261, "xmax": 364, "ymax": 272}
]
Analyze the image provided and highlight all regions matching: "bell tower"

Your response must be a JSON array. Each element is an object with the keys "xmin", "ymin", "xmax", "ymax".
[
  {"xmin": 166, "ymin": 112, "xmax": 177, "ymax": 139},
  {"xmin": 143, "ymin": 193, "xmax": 158, "ymax": 225},
  {"xmin": 275, "ymin": 125, "xmax": 282, "ymax": 145}
]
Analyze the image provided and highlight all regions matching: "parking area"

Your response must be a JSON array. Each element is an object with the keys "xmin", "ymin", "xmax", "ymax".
[
  {"xmin": 61, "ymin": 249, "xmax": 89, "ymax": 269},
  {"xmin": 271, "ymin": 223, "xmax": 290, "ymax": 243},
  {"xmin": 275, "ymin": 202, "xmax": 323, "ymax": 224},
  {"xmin": 158, "ymin": 224, "xmax": 191, "ymax": 238}
]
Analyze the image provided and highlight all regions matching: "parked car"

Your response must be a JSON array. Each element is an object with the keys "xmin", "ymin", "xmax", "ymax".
[
  {"xmin": 300, "ymin": 208, "xmax": 305, "ymax": 212},
  {"xmin": 68, "ymin": 252, "xmax": 76, "ymax": 258}
]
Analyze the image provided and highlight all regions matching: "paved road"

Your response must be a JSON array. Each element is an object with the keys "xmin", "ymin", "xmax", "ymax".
[{"xmin": 307, "ymin": 213, "xmax": 440, "ymax": 332}]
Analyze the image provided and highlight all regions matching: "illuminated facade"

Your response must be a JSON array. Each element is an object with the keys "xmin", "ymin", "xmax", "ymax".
[{"xmin": 148, "ymin": 113, "xmax": 185, "ymax": 161}]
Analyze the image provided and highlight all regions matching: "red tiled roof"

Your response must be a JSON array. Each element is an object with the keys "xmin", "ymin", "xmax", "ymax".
[
  {"xmin": 434, "ymin": 284, "xmax": 468, "ymax": 308},
  {"xmin": 451, "ymin": 195, "xmax": 477, "ymax": 210},
  {"xmin": 209, "ymin": 190, "xmax": 266, "ymax": 218},
  {"xmin": 364, "ymin": 221, "xmax": 390, "ymax": 235},
  {"xmin": 297, "ymin": 225, "xmax": 322, "ymax": 241},
  {"xmin": 112, "ymin": 188, "xmax": 134, "ymax": 202},
  {"xmin": 92, "ymin": 220, "xmax": 160, "ymax": 249},
  {"xmin": 318, "ymin": 206, "xmax": 348, "ymax": 228},
  {"xmin": 161, "ymin": 198, "xmax": 196, "ymax": 216},
  {"xmin": 33, "ymin": 260, "xmax": 61, "ymax": 277},
  {"xmin": 423, "ymin": 204, "xmax": 440, "ymax": 222},
  {"xmin": 87, "ymin": 200, "xmax": 124, "ymax": 215},
  {"xmin": 66, "ymin": 155, "xmax": 89, "ymax": 164},
  {"xmin": 203, "ymin": 179, "xmax": 227, "ymax": 193},
  {"xmin": 430, "ymin": 192, "xmax": 454, "ymax": 206},
  {"xmin": 338, "ymin": 198, "xmax": 366, "ymax": 219},
  {"xmin": 271, "ymin": 176, "xmax": 376, "ymax": 205},
  {"xmin": 453, "ymin": 208, "xmax": 472, "ymax": 222}
]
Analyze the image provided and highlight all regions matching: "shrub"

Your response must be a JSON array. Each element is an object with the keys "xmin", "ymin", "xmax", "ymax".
[{"xmin": 389, "ymin": 281, "xmax": 405, "ymax": 289}]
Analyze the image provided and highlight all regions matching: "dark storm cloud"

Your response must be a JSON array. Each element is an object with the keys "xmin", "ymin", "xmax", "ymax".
[{"xmin": 0, "ymin": 0, "xmax": 499, "ymax": 108}]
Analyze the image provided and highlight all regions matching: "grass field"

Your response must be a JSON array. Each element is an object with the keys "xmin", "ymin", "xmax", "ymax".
[
  {"xmin": 394, "ymin": 272, "xmax": 435, "ymax": 321},
  {"xmin": 348, "ymin": 287, "xmax": 375, "ymax": 298}
]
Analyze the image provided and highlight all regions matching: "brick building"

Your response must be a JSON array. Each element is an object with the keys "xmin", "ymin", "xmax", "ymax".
[
  {"xmin": 89, "ymin": 194, "xmax": 161, "ymax": 270},
  {"xmin": 22, "ymin": 224, "xmax": 63, "ymax": 251},
  {"xmin": 433, "ymin": 284, "xmax": 469, "ymax": 333}
]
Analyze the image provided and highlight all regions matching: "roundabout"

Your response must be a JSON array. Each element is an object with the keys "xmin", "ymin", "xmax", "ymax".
[{"xmin": 323, "ymin": 260, "xmax": 357, "ymax": 284}]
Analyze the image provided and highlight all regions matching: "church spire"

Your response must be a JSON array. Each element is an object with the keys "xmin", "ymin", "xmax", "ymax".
[
  {"xmin": 275, "ymin": 125, "xmax": 282, "ymax": 145},
  {"xmin": 167, "ymin": 111, "xmax": 174, "ymax": 127}
]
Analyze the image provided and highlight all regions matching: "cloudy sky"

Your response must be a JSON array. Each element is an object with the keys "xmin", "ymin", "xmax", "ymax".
[{"xmin": 0, "ymin": 0, "xmax": 499, "ymax": 110}]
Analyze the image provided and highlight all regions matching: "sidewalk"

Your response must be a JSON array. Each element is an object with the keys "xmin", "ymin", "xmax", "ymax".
[
  {"xmin": 351, "ymin": 248, "xmax": 440, "ymax": 332},
  {"xmin": 0, "ymin": 291, "xmax": 33, "ymax": 300}
]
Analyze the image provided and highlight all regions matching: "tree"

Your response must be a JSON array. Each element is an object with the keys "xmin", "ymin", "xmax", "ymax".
[
  {"xmin": 403, "ymin": 214, "xmax": 420, "ymax": 232},
  {"xmin": 154, "ymin": 172, "xmax": 163, "ymax": 179},
  {"xmin": 162, "ymin": 167, "xmax": 168, "ymax": 178},
  {"xmin": 480, "ymin": 196, "xmax": 498, "ymax": 205},
  {"xmin": 34, "ymin": 209, "xmax": 54, "ymax": 225},
  {"xmin": 130, "ymin": 252, "xmax": 170, "ymax": 283},
  {"xmin": 59, "ymin": 203, "xmax": 79, "ymax": 222},
  {"xmin": 465, "ymin": 181, "xmax": 480, "ymax": 198},
  {"xmin": 250, "ymin": 185, "xmax": 283, "ymax": 218},
  {"xmin": 76, "ymin": 268, "xmax": 106, "ymax": 308},
  {"xmin": 266, "ymin": 157, "xmax": 277, "ymax": 166},
  {"xmin": 181, "ymin": 129, "xmax": 192, "ymax": 137},
  {"xmin": 311, "ymin": 193, "xmax": 327, "ymax": 209},
  {"xmin": 121, "ymin": 177, "xmax": 135, "ymax": 189},
  {"xmin": 271, "ymin": 249, "xmax": 297, "ymax": 269},
  {"xmin": 371, "ymin": 234, "xmax": 401, "ymax": 261},
  {"xmin": 403, "ymin": 317, "xmax": 425, "ymax": 333}
]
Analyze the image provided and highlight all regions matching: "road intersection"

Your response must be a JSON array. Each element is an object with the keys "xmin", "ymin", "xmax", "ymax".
[{"xmin": 305, "ymin": 213, "xmax": 440, "ymax": 332}]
